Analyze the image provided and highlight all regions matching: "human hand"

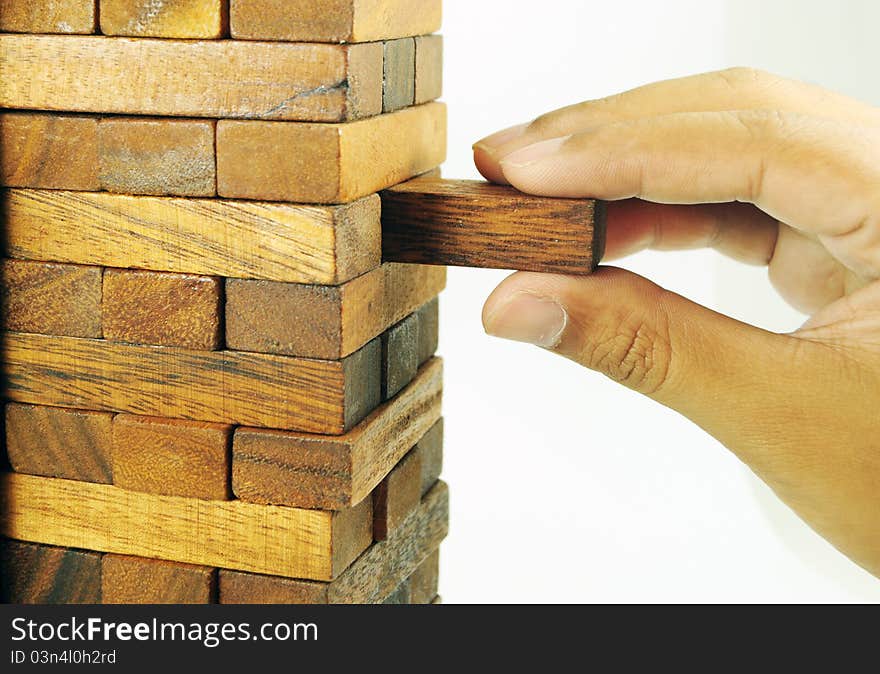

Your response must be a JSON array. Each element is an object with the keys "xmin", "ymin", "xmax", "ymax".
[{"xmin": 474, "ymin": 68, "xmax": 880, "ymax": 578}]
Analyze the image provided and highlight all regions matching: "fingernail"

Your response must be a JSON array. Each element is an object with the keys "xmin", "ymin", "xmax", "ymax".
[
  {"xmin": 484, "ymin": 292, "xmax": 568, "ymax": 348},
  {"xmin": 500, "ymin": 136, "xmax": 569, "ymax": 169},
  {"xmin": 473, "ymin": 123, "xmax": 528, "ymax": 154}
]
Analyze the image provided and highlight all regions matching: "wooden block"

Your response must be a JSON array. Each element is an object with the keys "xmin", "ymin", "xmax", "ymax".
[
  {"xmin": 414, "ymin": 35, "xmax": 443, "ymax": 105},
  {"xmin": 382, "ymin": 178, "xmax": 607, "ymax": 274},
  {"xmin": 383, "ymin": 37, "xmax": 415, "ymax": 113},
  {"xmin": 1, "ymin": 472, "xmax": 373, "ymax": 581},
  {"xmin": 229, "ymin": 0, "xmax": 442, "ymax": 43},
  {"xmin": 409, "ymin": 549, "xmax": 440, "ymax": 604},
  {"xmin": 219, "ymin": 480, "xmax": 448, "ymax": 604},
  {"xmin": 5, "ymin": 403, "xmax": 113, "ymax": 484},
  {"xmin": 0, "ymin": 540, "xmax": 102, "ymax": 604},
  {"xmin": 102, "ymin": 554, "xmax": 215, "ymax": 604},
  {"xmin": 382, "ymin": 578, "xmax": 411, "ymax": 604},
  {"xmin": 216, "ymin": 102, "xmax": 446, "ymax": 204},
  {"xmin": 0, "ymin": 0, "xmax": 97, "ymax": 34},
  {"xmin": 226, "ymin": 263, "xmax": 445, "ymax": 359},
  {"xmin": 103, "ymin": 269, "xmax": 222, "ymax": 350},
  {"xmin": 233, "ymin": 358, "xmax": 442, "ymax": 509},
  {"xmin": 3, "ymin": 190, "xmax": 381, "ymax": 285},
  {"xmin": 373, "ymin": 447, "xmax": 421, "ymax": 541},
  {"xmin": 0, "ymin": 259, "xmax": 102, "ymax": 338},
  {"xmin": 2, "ymin": 332, "xmax": 381, "ymax": 434},
  {"xmin": 98, "ymin": 117, "xmax": 215, "ymax": 197},
  {"xmin": 0, "ymin": 112, "xmax": 99, "ymax": 190},
  {"xmin": 431, "ymin": 595, "xmax": 441, "ymax": 604},
  {"xmin": 382, "ymin": 313, "xmax": 419, "ymax": 401},
  {"xmin": 112, "ymin": 415, "xmax": 231, "ymax": 500},
  {"xmin": 0, "ymin": 35, "xmax": 382, "ymax": 122},
  {"xmin": 416, "ymin": 297, "xmax": 440, "ymax": 365},
  {"xmin": 100, "ymin": 0, "xmax": 227, "ymax": 38},
  {"xmin": 416, "ymin": 417, "xmax": 443, "ymax": 497}
]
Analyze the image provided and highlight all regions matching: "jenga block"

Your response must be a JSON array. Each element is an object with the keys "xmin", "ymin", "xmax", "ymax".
[
  {"xmin": 381, "ymin": 313, "xmax": 419, "ymax": 401},
  {"xmin": 233, "ymin": 358, "xmax": 442, "ymax": 509},
  {"xmin": 0, "ymin": 259, "xmax": 102, "ymax": 338},
  {"xmin": 5, "ymin": 403, "xmax": 113, "ymax": 484},
  {"xmin": 416, "ymin": 417, "xmax": 443, "ymax": 496},
  {"xmin": 373, "ymin": 447, "xmax": 421, "ymax": 541},
  {"xmin": 226, "ymin": 263, "xmax": 445, "ymax": 359},
  {"xmin": 0, "ymin": 35, "xmax": 383, "ymax": 122},
  {"xmin": 219, "ymin": 480, "xmax": 448, "ymax": 604},
  {"xmin": 0, "ymin": 0, "xmax": 97, "ymax": 34},
  {"xmin": 1, "ymin": 472, "xmax": 373, "ymax": 581},
  {"xmin": 98, "ymin": 118, "xmax": 215, "ymax": 197},
  {"xmin": 431, "ymin": 595, "xmax": 441, "ymax": 604},
  {"xmin": 382, "ymin": 578, "xmax": 411, "ymax": 604},
  {"xmin": 3, "ymin": 332, "xmax": 381, "ymax": 434},
  {"xmin": 414, "ymin": 35, "xmax": 443, "ymax": 105},
  {"xmin": 102, "ymin": 555, "xmax": 215, "ymax": 604},
  {"xmin": 103, "ymin": 269, "xmax": 222, "ymax": 350},
  {"xmin": 100, "ymin": 0, "xmax": 227, "ymax": 38},
  {"xmin": 216, "ymin": 102, "xmax": 446, "ymax": 204},
  {"xmin": 3, "ymin": 190, "xmax": 381, "ymax": 285},
  {"xmin": 416, "ymin": 297, "xmax": 440, "ymax": 365},
  {"xmin": 112, "ymin": 415, "xmax": 231, "ymax": 500},
  {"xmin": 382, "ymin": 178, "xmax": 606, "ymax": 274},
  {"xmin": 409, "ymin": 549, "xmax": 439, "ymax": 604},
  {"xmin": 229, "ymin": 0, "xmax": 442, "ymax": 43},
  {"xmin": 383, "ymin": 37, "xmax": 415, "ymax": 113},
  {"xmin": 0, "ymin": 112, "xmax": 99, "ymax": 190},
  {"xmin": 0, "ymin": 540, "xmax": 102, "ymax": 604}
]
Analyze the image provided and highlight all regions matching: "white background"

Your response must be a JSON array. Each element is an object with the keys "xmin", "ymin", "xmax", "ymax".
[{"xmin": 437, "ymin": 0, "xmax": 880, "ymax": 602}]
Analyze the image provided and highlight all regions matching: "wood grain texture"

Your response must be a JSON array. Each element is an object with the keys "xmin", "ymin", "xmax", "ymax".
[
  {"xmin": 383, "ymin": 37, "xmax": 415, "ymax": 113},
  {"xmin": 216, "ymin": 102, "xmax": 446, "ymax": 204},
  {"xmin": 373, "ymin": 447, "xmax": 421, "ymax": 541},
  {"xmin": 414, "ymin": 35, "xmax": 443, "ymax": 105},
  {"xmin": 0, "ymin": 540, "xmax": 103, "ymax": 604},
  {"xmin": 100, "ymin": 0, "xmax": 227, "ymax": 38},
  {"xmin": 102, "ymin": 554, "xmax": 215, "ymax": 604},
  {"xmin": 1, "ymin": 472, "xmax": 373, "ymax": 581},
  {"xmin": 219, "ymin": 480, "xmax": 448, "ymax": 604},
  {"xmin": 416, "ymin": 417, "xmax": 443, "ymax": 497},
  {"xmin": 381, "ymin": 312, "xmax": 419, "ymax": 401},
  {"xmin": 226, "ymin": 263, "xmax": 445, "ymax": 359},
  {"xmin": 98, "ymin": 118, "xmax": 216, "ymax": 196},
  {"xmin": 382, "ymin": 178, "xmax": 606, "ymax": 274},
  {"xmin": 229, "ymin": 0, "xmax": 442, "ymax": 43},
  {"xmin": 2, "ymin": 332, "xmax": 381, "ymax": 434},
  {"xmin": 416, "ymin": 297, "xmax": 440, "ymax": 366},
  {"xmin": 102, "ymin": 269, "xmax": 222, "ymax": 350},
  {"xmin": 0, "ymin": 0, "xmax": 97, "ymax": 34},
  {"xmin": 409, "ymin": 548, "xmax": 439, "ymax": 604},
  {"xmin": 233, "ymin": 358, "xmax": 442, "ymax": 510},
  {"xmin": 0, "ymin": 35, "xmax": 383, "ymax": 122},
  {"xmin": 382, "ymin": 578, "xmax": 411, "ymax": 604},
  {"xmin": 0, "ymin": 259, "xmax": 102, "ymax": 338},
  {"xmin": 0, "ymin": 112, "xmax": 99, "ymax": 190},
  {"xmin": 5, "ymin": 403, "xmax": 113, "ymax": 484},
  {"xmin": 3, "ymin": 189, "xmax": 381, "ymax": 285},
  {"xmin": 112, "ymin": 414, "xmax": 231, "ymax": 500}
]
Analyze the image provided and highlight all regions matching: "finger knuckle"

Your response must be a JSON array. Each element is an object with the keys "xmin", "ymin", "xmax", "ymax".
[{"xmin": 718, "ymin": 66, "xmax": 774, "ymax": 90}]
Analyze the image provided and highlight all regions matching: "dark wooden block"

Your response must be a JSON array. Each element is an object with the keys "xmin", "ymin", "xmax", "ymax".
[
  {"xmin": 381, "ymin": 313, "xmax": 419, "ymax": 401},
  {"xmin": 0, "ymin": 540, "xmax": 102, "ymax": 604},
  {"xmin": 102, "ymin": 554, "xmax": 216, "ymax": 604},
  {"xmin": 373, "ymin": 447, "xmax": 421, "ymax": 541},
  {"xmin": 416, "ymin": 297, "xmax": 439, "ymax": 365},
  {"xmin": 416, "ymin": 417, "xmax": 443, "ymax": 497},
  {"xmin": 382, "ymin": 578, "xmax": 411, "ymax": 604},
  {"xmin": 409, "ymin": 549, "xmax": 439, "ymax": 604}
]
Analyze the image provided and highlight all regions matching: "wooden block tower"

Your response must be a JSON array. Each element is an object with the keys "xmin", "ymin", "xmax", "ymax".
[{"xmin": 0, "ymin": 0, "xmax": 447, "ymax": 604}]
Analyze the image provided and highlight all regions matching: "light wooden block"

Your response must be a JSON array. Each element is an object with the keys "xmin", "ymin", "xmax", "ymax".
[
  {"xmin": 409, "ymin": 549, "xmax": 439, "ymax": 604},
  {"xmin": 0, "ymin": 259, "xmax": 102, "ymax": 338},
  {"xmin": 233, "ymin": 358, "xmax": 442, "ymax": 510},
  {"xmin": 0, "ymin": 472, "xmax": 373, "ymax": 581},
  {"xmin": 229, "ymin": 0, "xmax": 442, "ymax": 43},
  {"xmin": 415, "ymin": 34, "xmax": 443, "ymax": 104},
  {"xmin": 0, "ymin": 540, "xmax": 102, "ymax": 604},
  {"xmin": 0, "ymin": 112, "xmax": 99, "ymax": 190},
  {"xmin": 216, "ymin": 102, "xmax": 446, "ymax": 204},
  {"xmin": 102, "ymin": 269, "xmax": 222, "ymax": 350},
  {"xmin": 0, "ymin": 35, "xmax": 383, "ymax": 122},
  {"xmin": 99, "ymin": 0, "xmax": 227, "ymax": 38},
  {"xmin": 6, "ymin": 403, "xmax": 114, "ymax": 484},
  {"xmin": 102, "ymin": 554, "xmax": 215, "ymax": 604},
  {"xmin": 3, "ymin": 190, "xmax": 381, "ymax": 285},
  {"xmin": 112, "ymin": 415, "xmax": 231, "ymax": 500},
  {"xmin": 383, "ymin": 37, "xmax": 415, "ymax": 113},
  {"xmin": 2, "ymin": 332, "xmax": 381, "ymax": 434},
  {"xmin": 0, "ymin": 0, "xmax": 97, "ymax": 34},
  {"xmin": 225, "ymin": 263, "xmax": 445, "ymax": 359}
]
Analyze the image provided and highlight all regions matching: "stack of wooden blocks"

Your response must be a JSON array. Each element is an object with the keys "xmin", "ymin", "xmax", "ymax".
[{"xmin": 0, "ymin": 0, "xmax": 447, "ymax": 605}]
